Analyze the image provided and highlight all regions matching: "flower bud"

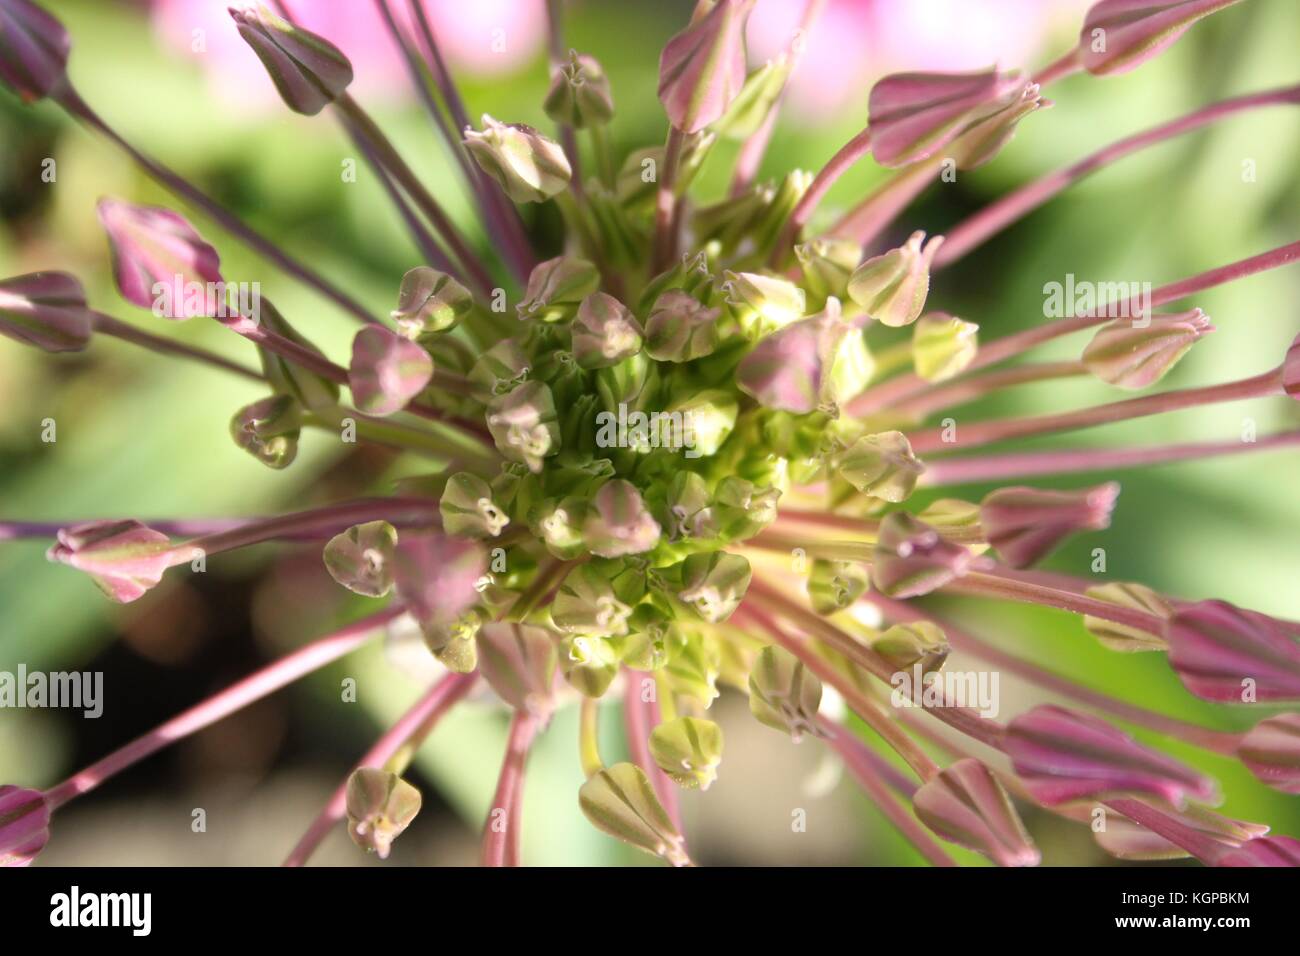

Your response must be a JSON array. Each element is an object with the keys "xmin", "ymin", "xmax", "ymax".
[
  {"xmin": 470, "ymin": 338, "xmax": 531, "ymax": 397},
  {"xmin": 323, "ymin": 520, "xmax": 398, "ymax": 598},
  {"xmin": 913, "ymin": 312, "xmax": 979, "ymax": 382},
  {"xmin": 838, "ymin": 430, "xmax": 924, "ymax": 502},
  {"xmin": 464, "ymin": 114, "xmax": 572, "ymax": 204},
  {"xmin": 665, "ymin": 471, "xmax": 717, "ymax": 541},
  {"xmin": 348, "ymin": 326, "xmax": 433, "ymax": 417},
  {"xmin": 644, "ymin": 290, "xmax": 722, "ymax": 362},
  {"xmin": 1165, "ymin": 600, "xmax": 1300, "ymax": 703},
  {"xmin": 579, "ymin": 762, "xmax": 689, "ymax": 865},
  {"xmin": 0, "ymin": 0, "xmax": 69, "ymax": 102},
  {"xmin": 391, "ymin": 267, "xmax": 472, "ymax": 338},
  {"xmin": 231, "ymin": 393, "xmax": 302, "ymax": 469},
  {"xmin": 391, "ymin": 532, "xmax": 485, "ymax": 634},
  {"xmin": 1082, "ymin": 582, "xmax": 1171, "ymax": 652},
  {"xmin": 571, "ymin": 292, "xmax": 643, "ymax": 369},
  {"xmin": 748, "ymin": 645, "xmax": 824, "ymax": 741},
  {"xmin": 345, "ymin": 768, "xmax": 421, "ymax": 859},
  {"xmin": 665, "ymin": 630, "xmax": 721, "ymax": 706},
  {"xmin": 230, "ymin": 3, "xmax": 353, "ymax": 115},
  {"xmin": 425, "ymin": 618, "xmax": 481, "ymax": 674},
  {"xmin": 669, "ymin": 388, "xmax": 738, "ymax": 458},
  {"xmin": 847, "ymin": 230, "xmax": 942, "ymax": 327},
  {"xmin": 916, "ymin": 498, "xmax": 987, "ymax": 549},
  {"xmin": 657, "ymin": 0, "xmax": 755, "ymax": 134},
  {"xmin": 1095, "ymin": 801, "xmax": 1267, "ymax": 862},
  {"xmin": 559, "ymin": 634, "xmax": 620, "ymax": 698},
  {"xmin": 807, "ymin": 559, "xmax": 870, "ymax": 614},
  {"xmin": 518, "ymin": 256, "xmax": 600, "ymax": 326},
  {"xmin": 1237, "ymin": 713, "xmax": 1300, "ymax": 795},
  {"xmin": 46, "ymin": 519, "xmax": 173, "ymax": 604},
  {"xmin": 487, "ymin": 380, "xmax": 561, "ymax": 473},
  {"xmin": 613, "ymin": 604, "xmax": 674, "ymax": 670},
  {"xmin": 440, "ymin": 472, "xmax": 509, "ymax": 539},
  {"xmin": 980, "ymin": 482, "xmax": 1119, "ymax": 568},
  {"xmin": 946, "ymin": 79, "xmax": 1046, "ymax": 171},
  {"xmin": 97, "ymin": 199, "xmax": 224, "ymax": 318},
  {"xmin": 1080, "ymin": 0, "xmax": 1244, "ymax": 77},
  {"xmin": 0, "ymin": 271, "xmax": 93, "ymax": 352},
  {"xmin": 544, "ymin": 50, "xmax": 614, "ymax": 128},
  {"xmin": 795, "ymin": 238, "xmax": 861, "ymax": 308},
  {"xmin": 913, "ymin": 759, "xmax": 1040, "ymax": 867},
  {"xmin": 650, "ymin": 717, "xmax": 724, "ymax": 790},
  {"xmin": 552, "ymin": 564, "xmax": 635, "ymax": 638},
  {"xmin": 721, "ymin": 270, "xmax": 806, "ymax": 340},
  {"xmin": 535, "ymin": 496, "xmax": 588, "ymax": 559},
  {"xmin": 871, "ymin": 512, "xmax": 972, "ymax": 598},
  {"xmin": 712, "ymin": 476, "xmax": 781, "ymax": 540},
  {"xmin": 712, "ymin": 55, "xmax": 791, "ymax": 139},
  {"xmin": 583, "ymin": 480, "xmax": 662, "ymax": 558},
  {"xmin": 476, "ymin": 622, "xmax": 559, "ymax": 716},
  {"xmin": 871, "ymin": 621, "xmax": 950, "ymax": 675},
  {"xmin": 0, "ymin": 785, "xmax": 50, "ymax": 867},
  {"xmin": 663, "ymin": 551, "xmax": 751, "ymax": 623},
  {"xmin": 868, "ymin": 68, "xmax": 1031, "ymax": 168},
  {"xmin": 1003, "ymin": 704, "xmax": 1217, "ymax": 807},
  {"xmin": 1082, "ymin": 309, "xmax": 1213, "ymax": 389},
  {"xmin": 1217, "ymin": 835, "xmax": 1300, "ymax": 867}
]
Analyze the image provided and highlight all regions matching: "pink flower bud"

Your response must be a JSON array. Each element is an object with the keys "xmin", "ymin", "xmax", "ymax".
[
  {"xmin": 657, "ymin": 0, "xmax": 756, "ymax": 134},
  {"xmin": 1082, "ymin": 309, "xmax": 1214, "ymax": 390},
  {"xmin": 0, "ymin": 271, "xmax": 93, "ymax": 352},
  {"xmin": 871, "ymin": 512, "xmax": 972, "ymax": 598},
  {"xmin": 1217, "ymin": 835, "xmax": 1300, "ymax": 867},
  {"xmin": 867, "ymin": 68, "xmax": 1031, "ymax": 168},
  {"xmin": 846, "ymin": 231, "xmax": 942, "ymax": 328},
  {"xmin": 1080, "ymin": 0, "xmax": 1244, "ymax": 77},
  {"xmin": 476, "ymin": 622, "xmax": 559, "ymax": 717},
  {"xmin": 1003, "ymin": 705, "xmax": 1218, "ymax": 807},
  {"xmin": 1165, "ymin": 600, "xmax": 1300, "ymax": 703},
  {"xmin": 1237, "ymin": 713, "xmax": 1300, "ymax": 795},
  {"xmin": 736, "ymin": 297, "xmax": 871, "ymax": 412},
  {"xmin": 348, "ymin": 326, "xmax": 434, "ymax": 417},
  {"xmin": 46, "ymin": 519, "xmax": 174, "ymax": 604},
  {"xmin": 0, "ymin": 0, "xmax": 69, "ymax": 103},
  {"xmin": 1095, "ymin": 800, "xmax": 1267, "ymax": 861},
  {"xmin": 583, "ymin": 479, "xmax": 661, "ymax": 558},
  {"xmin": 0, "ymin": 785, "xmax": 50, "ymax": 867},
  {"xmin": 913, "ymin": 759, "xmax": 1040, "ymax": 867},
  {"xmin": 230, "ymin": 3, "xmax": 353, "ymax": 116},
  {"xmin": 979, "ymin": 482, "xmax": 1119, "ymax": 568},
  {"xmin": 390, "ymin": 532, "xmax": 486, "ymax": 632},
  {"xmin": 97, "ymin": 199, "xmax": 223, "ymax": 318}
]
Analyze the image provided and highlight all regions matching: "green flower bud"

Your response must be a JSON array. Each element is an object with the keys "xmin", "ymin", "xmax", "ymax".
[
  {"xmin": 476, "ymin": 622, "xmax": 559, "ymax": 716},
  {"xmin": 544, "ymin": 50, "xmax": 614, "ymax": 128},
  {"xmin": 636, "ymin": 250, "xmax": 714, "ymax": 314},
  {"xmin": 596, "ymin": 352, "xmax": 661, "ymax": 415},
  {"xmin": 721, "ymin": 270, "xmax": 806, "ymax": 340},
  {"xmin": 714, "ymin": 476, "xmax": 781, "ymax": 538},
  {"xmin": 712, "ymin": 55, "xmax": 791, "ymax": 139},
  {"xmin": 650, "ymin": 717, "xmax": 724, "ymax": 790},
  {"xmin": 748, "ymin": 645, "xmax": 823, "ymax": 741},
  {"xmin": 552, "ymin": 564, "xmax": 635, "ymax": 637},
  {"xmin": 1081, "ymin": 309, "xmax": 1213, "ymax": 390},
  {"xmin": 668, "ymin": 388, "xmax": 738, "ymax": 458},
  {"xmin": 430, "ymin": 626, "xmax": 479, "ymax": 674},
  {"xmin": 838, "ymin": 430, "xmax": 925, "ymax": 502},
  {"xmin": 571, "ymin": 292, "xmax": 643, "ymax": 369},
  {"xmin": 665, "ymin": 471, "xmax": 717, "ymax": 541},
  {"xmin": 230, "ymin": 3, "xmax": 353, "ymax": 116},
  {"xmin": 470, "ymin": 338, "xmax": 532, "ymax": 398},
  {"xmin": 391, "ymin": 267, "xmax": 473, "ymax": 338},
  {"xmin": 913, "ymin": 311, "xmax": 979, "ymax": 382},
  {"xmin": 345, "ymin": 768, "xmax": 421, "ymax": 859},
  {"xmin": 807, "ymin": 558, "xmax": 869, "ymax": 614},
  {"xmin": 795, "ymin": 238, "xmax": 861, "ymax": 308},
  {"xmin": 1083, "ymin": 582, "xmax": 1172, "ymax": 652},
  {"xmin": 663, "ymin": 629, "xmax": 721, "ymax": 706},
  {"xmin": 662, "ymin": 551, "xmax": 752, "ymax": 623},
  {"xmin": 517, "ymin": 255, "xmax": 599, "ymax": 324},
  {"xmin": 644, "ymin": 290, "xmax": 722, "ymax": 362},
  {"xmin": 613, "ymin": 604, "xmax": 675, "ymax": 670},
  {"xmin": 487, "ymin": 380, "xmax": 561, "ymax": 473},
  {"xmin": 871, "ymin": 621, "xmax": 950, "ymax": 674},
  {"xmin": 231, "ymin": 393, "xmax": 302, "ymax": 470},
  {"xmin": 559, "ymin": 634, "xmax": 620, "ymax": 698},
  {"xmin": 579, "ymin": 762, "xmax": 689, "ymax": 865},
  {"xmin": 583, "ymin": 479, "xmax": 662, "ymax": 558},
  {"xmin": 464, "ymin": 114, "xmax": 572, "ymax": 204},
  {"xmin": 534, "ymin": 496, "xmax": 589, "ymax": 559},
  {"xmin": 440, "ymin": 472, "xmax": 510, "ymax": 539},
  {"xmin": 847, "ymin": 230, "xmax": 943, "ymax": 328},
  {"xmin": 322, "ymin": 520, "xmax": 398, "ymax": 598}
]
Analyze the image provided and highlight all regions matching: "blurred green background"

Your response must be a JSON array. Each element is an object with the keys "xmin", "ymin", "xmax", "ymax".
[{"xmin": 1, "ymin": 0, "xmax": 1297, "ymax": 865}]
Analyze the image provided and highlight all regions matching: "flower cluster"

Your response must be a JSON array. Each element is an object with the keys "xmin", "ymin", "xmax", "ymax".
[{"xmin": 2, "ymin": 0, "xmax": 1299, "ymax": 868}]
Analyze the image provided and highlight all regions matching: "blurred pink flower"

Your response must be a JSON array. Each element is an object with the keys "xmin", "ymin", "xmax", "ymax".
[
  {"xmin": 749, "ymin": 0, "xmax": 1094, "ymax": 122},
  {"xmin": 153, "ymin": 0, "xmax": 546, "ymax": 111}
]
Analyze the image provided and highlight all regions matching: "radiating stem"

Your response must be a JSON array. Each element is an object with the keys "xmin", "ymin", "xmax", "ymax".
[
  {"xmin": 90, "ymin": 313, "xmax": 262, "ymax": 382},
  {"xmin": 891, "ymin": 361, "xmax": 1086, "ymax": 420},
  {"xmin": 579, "ymin": 697, "xmax": 605, "ymax": 778},
  {"xmin": 622, "ymin": 678, "xmax": 684, "ymax": 836},
  {"xmin": 1031, "ymin": 47, "xmax": 1083, "ymax": 87},
  {"xmin": 482, "ymin": 711, "xmax": 541, "ymax": 867},
  {"xmin": 283, "ymin": 671, "xmax": 475, "ymax": 867},
  {"xmin": 771, "ymin": 129, "xmax": 872, "ymax": 265},
  {"xmin": 944, "ymin": 568, "xmax": 1166, "ymax": 635},
  {"xmin": 1103, "ymin": 797, "xmax": 1226, "ymax": 864},
  {"xmin": 653, "ymin": 127, "xmax": 686, "ymax": 270},
  {"xmin": 44, "ymin": 608, "xmax": 403, "ymax": 809},
  {"xmin": 827, "ymin": 157, "xmax": 943, "ymax": 248},
  {"xmin": 305, "ymin": 407, "xmax": 499, "ymax": 469}
]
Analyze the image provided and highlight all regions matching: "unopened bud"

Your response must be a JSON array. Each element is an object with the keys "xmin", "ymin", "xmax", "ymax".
[
  {"xmin": 391, "ymin": 267, "xmax": 473, "ymax": 338},
  {"xmin": 323, "ymin": 520, "xmax": 397, "ymax": 598},
  {"xmin": 871, "ymin": 512, "xmax": 971, "ymax": 598},
  {"xmin": 487, "ymin": 380, "xmax": 561, "ymax": 474},
  {"xmin": 544, "ymin": 50, "xmax": 614, "ymax": 128},
  {"xmin": 1237, "ymin": 713, "xmax": 1300, "ymax": 795},
  {"xmin": 644, "ymin": 290, "xmax": 722, "ymax": 362},
  {"xmin": 0, "ymin": 0, "xmax": 69, "ymax": 103},
  {"xmin": 838, "ymin": 430, "xmax": 924, "ymax": 502},
  {"xmin": 748, "ymin": 645, "xmax": 823, "ymax": 741},
  {"xmin": 579, "ymin": 762, "xmax": 689, "ymax": 865},
  {"xmin": 0, "ymin": 271, "xmax": 93, "ymax": 352},
  {"xmin": 721, "ymin": 270, "xmax": 806, "ymax": 340},
  {"xmin": 230, "ymin": 3, "xmax": 353, "ymax": 115},
  {"xmin": 650, "ymin": 717, "xmax": 724, "ymax": 790},
  {"xmin": 345, "ymin": 768, "xmax": 421, "ymax": 859},
  {"xmin": 872, "ymin": 621, "xmax": 950, "ymax": 675},
  {"xmin": 1082, "ymin": 309, "xmax": 1213, "ymax": 389},
  {"xmin": 847, "ymin": 230, "xmax": 942, "ymax": 327},
  {"xmin": 980, "ymin": 482, "xmax": 1119, "ymax": 568},
  {"xmin": 663, "ymin": 551, "xmax": 751, "ymax": 623},
  {"xmin": 348, "ymin": 326, "xmax": 433, "ymax": 417},
  {"xmin": 476, "ymin": 622, "xmax": 559, "ymax": 716},
  {"xmin": 1082, "ymin": 582, "xmax": 1171, "ymax": 652},
  {"xmin": 583, "ymin": 480, "xmax": 661, "ymax": 558},
  {"xmin": 97, "ymin": 199, "xmax": 224, "ymax": 317},
  {"xmin": 571, "ymin": 292, "xmax": 642, "ymax": 369},
  {"xmin": 913, "ymin": 312, "xmax": 979, "ymax": 382},
  {"xmin": 807, "ymin": 559, "xmax": 869, "ymax": 614},
  {"xmin": 440, "ymin": 472, "xmax": 509, "ymax": 539},
  {"xmin": 465, "ymin": 114, "xmax": 572, "ymax": 204},
  {"xmin": 46, "ymin": 519, "xmax": 172, "ymax": 604},
  {"xmin": 913, "ymin": 759, "xmax": 1040, "ymax": 867},
  {"xmin": 657, "ymin": 0, "xmax": 755, "ymax": 133},
  {"xmin": 231, "ymin": 393, "xmax": 302, "ymax": 470},
  {"xmin": 1080, "ymin": 0, "xmax": 1244, "ymax": 76},
  {"xmin": 559, "ymin": 634, "xmax": 620, "ymax": 698},
  {"xmin": 0, "ymin": 785, "xmax": 50, "ymax": 867}
]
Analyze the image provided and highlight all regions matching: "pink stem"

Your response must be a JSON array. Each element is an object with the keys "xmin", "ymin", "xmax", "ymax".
[
  {"xmin": 481, "ymin": 711, "xmax": 541, "ymax": 867},
  {"xmin": 44, "ymin": 607, "xmax": 403, "ymax": 809},
  {"xmin": 908, "ymin": 369, "xmax": 1281, "ymax": 454},
  {"xmin": 1103, "ymin": 797, "xmax": 1227, "ymax": 864},
  {"xmin": 283, "ymin": 671, "xmax": 475, "ymax": 867},
  {"xmin": 623, "ymin": 679, "xmax": 683, "ymax": 836},
  {"xmin": 2, "ymin": 517, "xmax": 248, "ymax": 540},
  {"xmin": 922, "ymin": 430, "xmax": 1300, "ymax": 485},
  {"xmin": 937, "ymin": 85, "xmax": 1300, "ymax": 268},
  {"xmin": 91, "ymin": 314, "xmax": 262, "ymax": 382},
  {"xmin": 827, "ymin": 158, "xmax": 941, "ymax": 248},
  {"xmin": 1031, "ymin": 47, "xmax": 1083, "ymax": 87},
  {"xmin": 943, "ymin": 568, "xmax": 1165, "ymax": 635},
  {"xmin": 653, "ymin": 127, "xmax": 686, "ymax": 271},
  {"xmin": 772, "ymin": 128, "xmax": 872, "ymax": 265},
  {"xmin": 892, "ymin": 361, "xmax": 1085, "ymax": 420},
  {"xmin": 818, "ymin": 717, "xmax": 957, "ymax": 867}
]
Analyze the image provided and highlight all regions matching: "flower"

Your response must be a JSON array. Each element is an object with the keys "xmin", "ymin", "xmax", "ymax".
[
  {"xmin": 0, "ymin": 271, "xmax": 93, "ymax": 352},
  {"xmin": 656, "ymin": 0, "xmax": 755, "ymax": 134},
  {"xmin": 230, "ymin": 3, "xmax": 354, "ymax": 116},
  {"xmin": 0, "ymin": 0, "xmax": 69, "ymax": 102},
  {"xmin": 913, "ymin": 759, "xmax": 1040, "ymax": 867},
  {"xmin": 464, "ymin": 115, "xmax": 572, "ymax": 204},
  {"xmin": 46, "ymin": 520, "xmax": 173, "ymax": 604},
  {"xmin": 0, "ymin": 786, "xmax": 50, "ymax": 867},
  {"xmin": 1165, "ymin": 600, "xmax": 1300, "ymax": 703},
  {"xmin": 348, "ymin": 326, "xmax": 434, "ymax": 416},
  {"xmin": 345, "ymin": 768, "xmax": 421, "ymax": 859},
  {"xmin": 979, "ymin": 482, "xmax": 1120, "ymax": 568}
]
